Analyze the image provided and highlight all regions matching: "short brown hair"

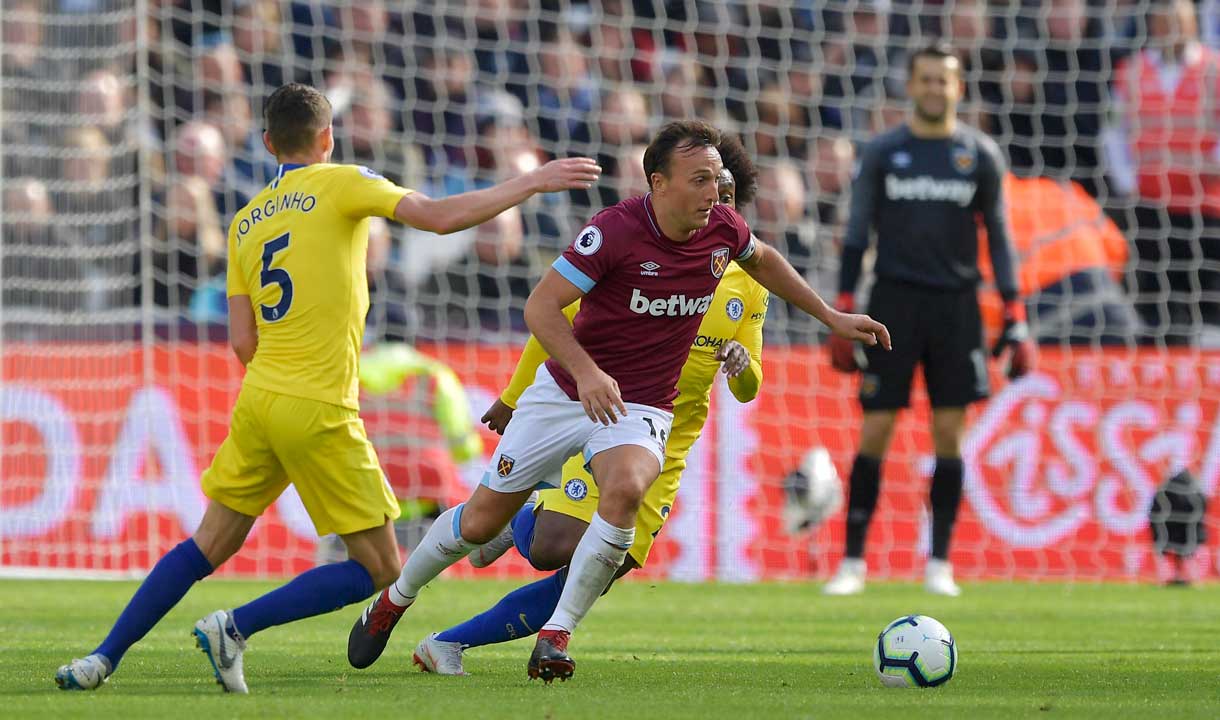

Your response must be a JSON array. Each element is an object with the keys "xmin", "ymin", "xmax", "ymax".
[
  {"xmin": 263, "ymin": 83, "xmax": 331, "ymax": 156},
  {"xmin": 643, "ymin": 120, "xmax": 722, "ymax": 188},
  {"xmin": 907, "ymin": 39, "xmax": 960, "ymax": 77}
]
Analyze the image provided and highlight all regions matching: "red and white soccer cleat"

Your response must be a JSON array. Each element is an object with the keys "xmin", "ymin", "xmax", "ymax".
[{"xmin": 527, "ymin": 629, "xmax": 575, "ymax": 683}]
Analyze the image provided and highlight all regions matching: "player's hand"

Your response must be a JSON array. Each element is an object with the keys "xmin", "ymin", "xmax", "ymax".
[
  {"xmin": 715, "ymin": 340, "xmax": 751, "ymax": 378},
  {"xmin": 480, "ymin": 398, "xmax": 515, "ymax": 435},
  {"xmin": 574, "ymin": 366, "xmax": 627, "ymax": 426},
  {"xmin": 827, "ymin": 309, "xmax": 891, "ymax": 351},
  {"xmin": 529, "ymin": 157, "xmax": 602, "ymax": 193},
  {"xmin": 992, "ymin": 301, "xmax": 1035, "ymax": 380}
]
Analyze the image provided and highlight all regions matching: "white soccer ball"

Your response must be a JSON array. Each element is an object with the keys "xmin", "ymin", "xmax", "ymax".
[{"xmin": 873, "ymin": 615, "xmax": 957, "ymax": 688}]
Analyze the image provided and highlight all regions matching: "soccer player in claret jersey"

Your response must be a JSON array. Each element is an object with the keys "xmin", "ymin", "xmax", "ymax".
[
  {"xmin": 409, "ymin": 137, "xmax": 767, "ymax": 675},
  {"xmin": 347, "ymin": 120, "xmax": 890, "ymax": 683},
  {"xmin": 54, "ymin": 83, "xmax": 599, "ymax": 693}
]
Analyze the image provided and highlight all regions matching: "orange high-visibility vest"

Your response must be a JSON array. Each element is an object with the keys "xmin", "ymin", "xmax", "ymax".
[
  {"xmin": 1115, "ymin": 48, "xmax": 1220, "ymax": 217},
  {"xmin": 978, "ymin": 175, "xmax": 1128, "ymax": 337}
]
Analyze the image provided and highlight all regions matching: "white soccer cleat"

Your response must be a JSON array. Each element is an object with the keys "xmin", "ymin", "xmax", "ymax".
[
  {"xmin": 468, "ymin": 523, "xmax": 515, "ymax": 569},
  {"xmin": 193, "ymin": 609, "xmax": 249, "ymax": 693},
  {"xmin": 823, "ymin": 558, "xmax": 867, "ymax": 596},
  {"xmin": 925, "ymin": 559, "xmax": 962, "ymax": 597},
  {"xmin": 55, "ymin": 653, "xmax": 111, "ymax": 691},
  {"xmin": 412, "ymin": 633, "xmax": 467, "ymax": 676}
]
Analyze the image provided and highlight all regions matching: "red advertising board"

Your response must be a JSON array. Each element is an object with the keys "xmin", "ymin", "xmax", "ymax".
[{"xmin": 2, "ymin": 344, "xmax": 1217, "ymax": 581}]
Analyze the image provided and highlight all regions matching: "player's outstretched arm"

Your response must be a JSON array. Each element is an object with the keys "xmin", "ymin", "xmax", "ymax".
[
  {"xmin": 738, "ymin": 243, "xmax": 891, "ymax": 350},
  {"xmin": 392, "ymin": 158, "xmax": 600, "ymax": 235},
  {"xmin": 227, "ymin": 295, "xmax": 258, "ymax": 367},
  {"xmin": 524, "ymin": 270, "xmax": 626, "ymax": 426}
]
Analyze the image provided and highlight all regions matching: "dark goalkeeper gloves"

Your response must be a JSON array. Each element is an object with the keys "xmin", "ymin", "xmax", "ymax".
[{"xmin": 992, "ymin": 300, "xmax": 1035, "ymax": 379}]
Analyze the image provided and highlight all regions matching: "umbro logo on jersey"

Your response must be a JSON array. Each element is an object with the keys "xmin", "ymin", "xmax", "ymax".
[
  {"xmin": 891, "ymin": 151, "xmax": 912, "ymax": 168},
  {"xmin": 640, "ymin": 261, "xmax": 661, "ymax": 276}
]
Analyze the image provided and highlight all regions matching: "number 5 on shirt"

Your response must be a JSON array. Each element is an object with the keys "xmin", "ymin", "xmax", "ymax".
[{"xmin": 260, "ymin": 232, "xmax": 293, "ymax": 321}]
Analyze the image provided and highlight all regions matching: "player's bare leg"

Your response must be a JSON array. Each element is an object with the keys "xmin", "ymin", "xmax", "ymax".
[
  {"xmin": 529, "ymin": 446, "xmax": 657, "ymax": 683},
  {"xmin": 348, "ymin": 486, "xmax": 534, "ymax": 668},
  {"xmin": 189, "ymin": 503, "xmax": 260, "ymax": 693},
  {"xmin": 926, "ymin": 407, "xmax": 966, "ymax": 596},
  {"xmin": 826, "ymin": 411, "xmax": 897, "ymax": 596},
  {"xmin": 526, "ymin": 510, "xmax": 594, "ymax": 570}
]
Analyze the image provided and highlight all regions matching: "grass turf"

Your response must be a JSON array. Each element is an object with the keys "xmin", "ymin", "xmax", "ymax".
[{"xmin": 4, "ymin": 579, "xmax": 1218, "ymax": 719}]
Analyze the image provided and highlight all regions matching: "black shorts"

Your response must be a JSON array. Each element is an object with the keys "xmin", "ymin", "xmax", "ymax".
[{"xmin": 858, "ymin": 278, "xmax": 990, "ymax": 411}]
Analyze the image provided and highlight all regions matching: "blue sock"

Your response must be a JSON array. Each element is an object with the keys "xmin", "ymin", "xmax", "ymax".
[
  {"xmin": 93, "ymin": 538, "xmax": 213, "ymax": 670},
  {"xmin": 511, "ymin": 501, "xmax": 539, "ymax": 568},
  {"xmin": 435, "ymin": 568, "xmax": 566, "ymax": 647},
  {"xmin": 230, "ymin": 560, "xmax": 374, "ymax": 638}
]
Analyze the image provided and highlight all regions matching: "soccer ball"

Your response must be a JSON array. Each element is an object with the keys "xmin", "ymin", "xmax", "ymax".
[{"xmin": 873, "ymin": 615, "xmax": 957, "ymax": 688}]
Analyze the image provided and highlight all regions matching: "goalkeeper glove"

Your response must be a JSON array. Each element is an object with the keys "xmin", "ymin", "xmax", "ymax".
[{"xmin": 992, "ymin": 300, "xmax": 1034, "ymax": 379}]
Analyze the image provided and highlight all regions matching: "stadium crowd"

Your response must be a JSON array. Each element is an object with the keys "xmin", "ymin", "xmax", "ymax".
[{"xmin": 3, "ymin": 0, "xmax": 1220, "ymax": 345}]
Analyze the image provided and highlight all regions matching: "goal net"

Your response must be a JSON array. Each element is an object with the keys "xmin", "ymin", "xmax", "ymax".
[{"xmin": 1, "ymin": 0, "xmax": 1217, "ymax": 582}]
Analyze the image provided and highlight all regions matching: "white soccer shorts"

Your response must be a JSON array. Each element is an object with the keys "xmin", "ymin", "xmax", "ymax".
[{"xmin": 481, "ymin": 365, "xmax": 673, "ymax": 494}]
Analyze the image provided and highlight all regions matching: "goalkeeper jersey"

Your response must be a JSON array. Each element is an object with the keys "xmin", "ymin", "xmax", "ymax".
[
  {"xmin": 501, "ymin": 262, "xmax": 767, "ymax": 469},
  {"xmin": 226, "ymin": 163, "xmax": 412, "ymax": 410}
]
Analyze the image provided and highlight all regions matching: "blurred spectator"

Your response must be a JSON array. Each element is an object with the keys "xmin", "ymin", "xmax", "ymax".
[
  {"xmin": 172, "ymin": 119, "xmax": 251, "ymax": 221},
  {"xmin": 142, "ymin": 175, "xmax": 226, "ymax": 311},
  {"xmin": 754, "ymin": 159, "xmax": 823, "ymax": 341},
  {"xmin": 979, "ymin": 175, "xmax": 1141, "ymax": 346},
  {"xmin": 3, "ymin": 0, "xmax": 61, "ymax": 152},
  {"xmin": 365, "ymin": 216, "xmax": 416, "ymax": 343},
  {"xmin": 231, "ymin": 0, "xmax": 295, "ymax": 89},
  {"xmin": 480, "ymin": 91, "xmax": 571, "ymax": 248},
  {"xmin": 585, "ymin": 6, "xmax": 659, "ymax": 86},
  {"xmin": 469, "ymin": 0, "xmax": 529, "ymax": 81},
  {"xmin": 941, "ymin": 0, "xmax": 1004, "ymax": 130},
  {"xmin": 531, "ymin": 25, "xmax": 598, "ymax": 149},
  {"xmin": 655, "ymin": 51, "xmax": 719, "ymax": 124},
  {"xmin": 822, "ymin": 0, "xmax": 907, "ymax": 137},
  {"xmin": 332, "ymin": 0, "xmax": 408, "ymax": 96},
  {"xmin": 1105, "ymin": 0, "xmax": 1220, "ymax": 340},
  {"xmin": 201, "ymin": 40, "xmax": 245, "ymax": 93},
  {"xmin": 76, "ymin": 68, "xmax": 128, "ymax": 145},
  {"xmin": 996, "ymin": 0, "xmax": 1110, "ymax": 195},
  {"xmin": 607, "ymin": 143, "xmax": 649, "ymax": 206},
  {"xmin": 409, "ymin": 46, "xmax": 483, "ymax": 185},
  {"xmin": 330, "ymin": 68, "xmax": 425, "ymax": 189},
  {"xmin": 588, "ymin": 87, "xmax": 652, "ymax": 208},
  {"xmin": 807, "ymin": 134, "xmax": 856, "ymax": 229},
  {"xmin": 2, "ymin": 178, "xmax": 88, "ymax": 317},
  {"xmin": 752, "ymin": 1, "xmax": 819, "ymax": 73},
  {"xmin": 56, "ymin": 125, "xmax": 132, "ymax": 250},
  {"xmin": 751, "ymin": 81, "xmax": 809, "ymax": 160},
  {"xmin": 425, "ymin": 206, "xmax": 533, "ymax": 336},
  {"xmin": 202, "ymin": 89, "xmax": 277, "ymax": 191}
]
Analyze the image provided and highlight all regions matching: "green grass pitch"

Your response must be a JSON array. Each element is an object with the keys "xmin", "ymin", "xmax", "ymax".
[{"xmin": 5, "ymin": 579, "xmax": 1218, "ymax": 719}]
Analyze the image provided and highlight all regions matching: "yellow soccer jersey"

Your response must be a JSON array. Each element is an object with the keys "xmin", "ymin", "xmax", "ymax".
[
  {"xmin": 502, "ymin": 262, "xmax": 768, "ymax": 468},
  {"xmin": 227, "ymin": 163, "xmax": 412, "ymax": 410}
]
